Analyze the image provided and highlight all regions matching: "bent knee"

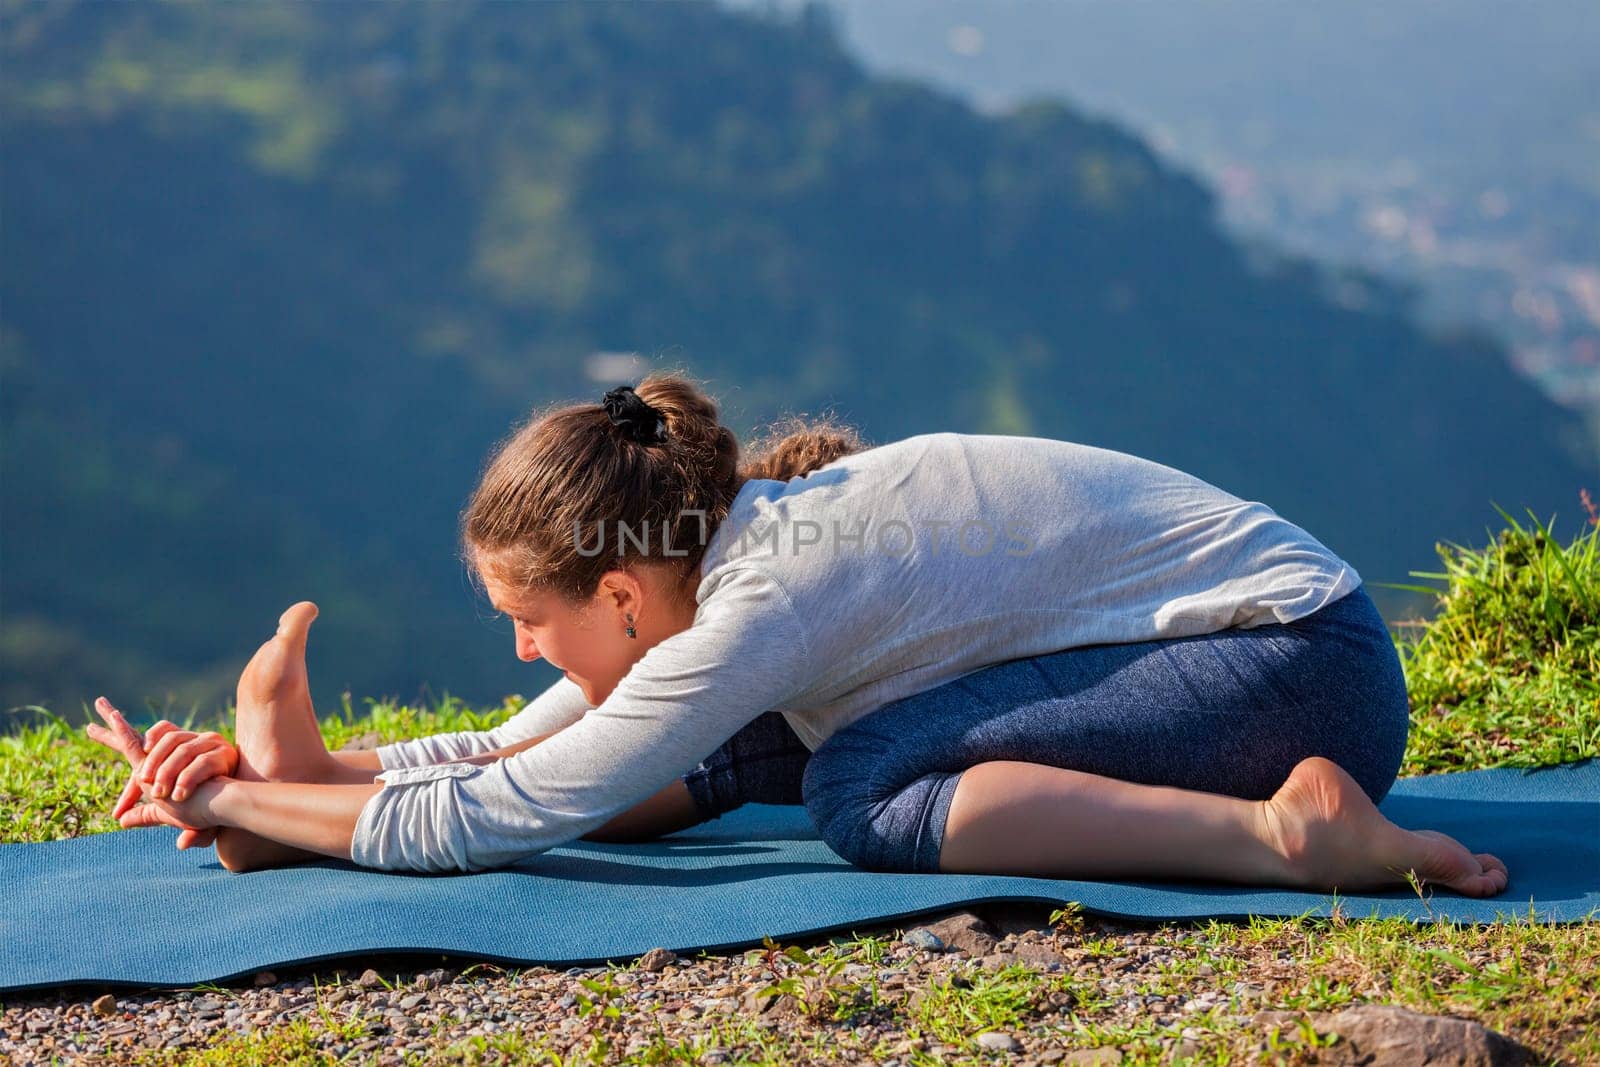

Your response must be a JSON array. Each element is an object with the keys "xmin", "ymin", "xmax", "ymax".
[{"xmin": 802, "ymin": 758, "xmax": 952, "ymax": 873}]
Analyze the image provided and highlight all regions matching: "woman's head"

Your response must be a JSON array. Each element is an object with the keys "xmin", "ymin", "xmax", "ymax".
[{"xmin": 462, "ymin": 370, "xmax": 866, "ymax": 699}]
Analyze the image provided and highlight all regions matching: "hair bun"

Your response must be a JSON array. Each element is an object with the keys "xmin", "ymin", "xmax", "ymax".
[{"xmin": 602, "ymin": 385, "xmax": 669, "ymax": 446}]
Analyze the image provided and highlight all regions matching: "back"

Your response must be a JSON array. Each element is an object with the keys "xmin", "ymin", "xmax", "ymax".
[{"xmin": 702, "ymin": 432, "xmax": 1362, "ymax": 749}]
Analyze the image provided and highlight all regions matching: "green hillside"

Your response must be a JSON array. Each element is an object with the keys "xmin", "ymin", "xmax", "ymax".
[{"xmin": 2, "ymin": 0, "xmax": 1594, "ymax": 723}]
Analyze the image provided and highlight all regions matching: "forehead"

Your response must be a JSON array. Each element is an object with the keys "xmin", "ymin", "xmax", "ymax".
[{"xmin": 480, "ymin": 574, "xmax": 539, "ymax": 612}]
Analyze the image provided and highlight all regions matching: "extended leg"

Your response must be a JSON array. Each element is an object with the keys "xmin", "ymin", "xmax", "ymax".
[
  {"xmin": 939, "ymin": 756, "xmax": 1507, "ymax": 897},
  {"xmin": 216, "ymin": 602, "xmax": 366, "ymax": 871}
]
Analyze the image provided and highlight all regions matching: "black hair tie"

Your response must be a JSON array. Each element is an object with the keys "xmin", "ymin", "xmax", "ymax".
[{"xmin": 602, "ymin": 385, "xmax": 669, "ymax": 446}]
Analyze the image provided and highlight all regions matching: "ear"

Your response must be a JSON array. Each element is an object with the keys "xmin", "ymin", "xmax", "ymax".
[{"xmin": 597, "ymin": 567, "xmax": 646, "ymax": 614}]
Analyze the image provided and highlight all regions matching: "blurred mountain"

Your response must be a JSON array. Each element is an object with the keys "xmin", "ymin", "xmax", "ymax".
[
  {"xmin": 734, "ymin": 0, "xmax": 1600, "ymax": 459},
  {"xmin": 2, "ymin": 0, "xmax": 1595, "ymax": 725}
]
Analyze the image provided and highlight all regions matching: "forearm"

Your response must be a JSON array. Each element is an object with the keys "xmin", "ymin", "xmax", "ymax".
[
  {"xmin": 203, "ymin": 777, "xmax": 383, "ymax": 863},
  {"xmin": 329, "ymin": 748, "xmax": 383, "ymax": 772}
]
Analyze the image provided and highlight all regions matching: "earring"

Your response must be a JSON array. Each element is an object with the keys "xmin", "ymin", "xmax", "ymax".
[{"xmin": 625, "ymin": 613, "xmax": 637, "ymax": 639}]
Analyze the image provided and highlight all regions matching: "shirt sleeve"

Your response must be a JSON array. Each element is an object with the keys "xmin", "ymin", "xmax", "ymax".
[
  {"xmin": 374, "ymin": 676, "xmax": 593, "ymax": 769},
  {"xmin": 348, "ymin": 567, "xmax": 814, "ymax": 872}
]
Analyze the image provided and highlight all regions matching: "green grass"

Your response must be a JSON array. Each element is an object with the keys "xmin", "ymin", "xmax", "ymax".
[{"xmin": 4, "ymin": 504, "xmax": 1599, "ymax": 1065}]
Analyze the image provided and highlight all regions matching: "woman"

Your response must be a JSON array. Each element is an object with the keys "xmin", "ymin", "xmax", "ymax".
[{"xmin": 90, "ymin": 372, "xmax": 1508, "ymax": 896}]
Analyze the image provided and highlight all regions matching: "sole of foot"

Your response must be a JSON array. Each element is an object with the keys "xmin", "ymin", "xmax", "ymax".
[{"xmin": 1264, "ymin": 756, "xmax": 1509, "ymax": 898}]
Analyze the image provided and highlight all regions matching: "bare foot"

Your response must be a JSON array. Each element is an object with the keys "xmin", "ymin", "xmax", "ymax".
[
  {"xmin": 1260, "ymin": 756, "xmax": 1510, "ymax": 897},
  {"xmin": 232, "ymin": 601, "xmax": 336, "ymax": 781},
  {"xmin": 216, "ymin": 601, "xmax": 339, "ymax": 872}
]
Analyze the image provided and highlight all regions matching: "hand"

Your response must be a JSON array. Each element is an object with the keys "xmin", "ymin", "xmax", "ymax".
[
  {"xmin": 133, "ymin": 721, "xmax": 239, "ymax": 805},
  {"xmin": 114, "ymin": 773, "xmax": 228, "ymax": 835},
  {"xmin": 85, "ymin": 696, "xmax": 223, "ymax": 849}
]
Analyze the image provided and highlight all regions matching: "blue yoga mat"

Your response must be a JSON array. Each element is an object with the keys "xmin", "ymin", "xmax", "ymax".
[{"xmin": 2, "ymin": 759, "xmax": 1595, "ymax": 993}]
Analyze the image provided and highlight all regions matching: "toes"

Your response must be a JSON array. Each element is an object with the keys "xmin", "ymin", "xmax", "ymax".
[{"xmin": 275, "ymin": 601, "xmax": 319, "ymax": 648}]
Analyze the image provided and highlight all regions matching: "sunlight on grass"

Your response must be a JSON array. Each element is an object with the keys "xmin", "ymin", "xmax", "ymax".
[{"xmin": 1376, "ymin": 501, "xmax": 1600, "ymax": 774}]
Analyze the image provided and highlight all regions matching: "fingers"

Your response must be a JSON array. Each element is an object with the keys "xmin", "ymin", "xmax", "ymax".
[
  {"xmin": 176, "ymin": 827, "xmax": 218, "ymax": 850},
  {"xmin": 96, "ymin": 697, "xmax": 145, "ymax": 750},
  {"xmin": 112, "ymin": 771, "xmax": 144, "ymax": 821},
  {"xmin": 89, "ymin": 697, "xmax": 147, "ymax": 764},
  {"xmin": 167, "ymin": 747, "xmax": 232, "ymax": 803},
  {"xmin": 85, "ymin": 722, "xmax": 121, "ymax": 753},
  {"xmin": 143, "ymin": 734, "xmax": 232, "ymax": 802},
  {"xmin": 118, "ymin": 801, "xmax": 182, "ymax": 831},
  {"xmin": 142, "ymin": 720, "xmax": 182, "ymax": 753},
  {"xmin": 139, "ymin": 729, "xmax": 196, "ymax": 791}
]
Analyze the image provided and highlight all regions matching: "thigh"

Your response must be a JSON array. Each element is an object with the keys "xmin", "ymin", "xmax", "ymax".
[
  {"xmin": 802, "ymin": 585, "xmax": 1410, "ymax": 872},
  {"xmin": 682, "ymin": 709, "xmax": 812, "ymax": 821}
]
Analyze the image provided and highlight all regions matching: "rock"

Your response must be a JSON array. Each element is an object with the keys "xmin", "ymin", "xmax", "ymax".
[
  {"xmin": 977, "ymin": 1031, "xmax": 1023, "ymax": 1052},
  {"xmin": 638, "ymin": 947, "xmax": 677, "ymax": 972},
  {"xmin": 922, "ymin": 911, "xmax": 1000, "ymax": 957},
  {"xmin": 980, "ymin": 951, "xmax": 1019, "ymax": 968},
  {"xmin": 741, "ymin": 988, "xmax": 777, "ymax": 1015},
  {"xmin": 972, "ymin": 901, "xmax": 1057, "ymax": 937},
  {"xmin": 1255, "ymin": 1004, "xmax": 1535, "ymax": 1066},
  {"xmin": 902, "ymin": 928, "xmax": 945, "ymax": 952},
  {"xmin": 1062, "ymin": 1049, "xmax": 1123, "ymax": 1065},
  {"xmin": 252, "ymin": 970, "xmax": 277, "ymax": 987},
  {"xmin": 1012, "ymin": 942, "xmax": 1064, "ymax": 969},
  {"xmin": 92, "ymin": 994, "xmax": 118, "ymax": 1017},
  {"xmin": 357, "ymin": 968, "xmax": 385, "ymax": 990}
]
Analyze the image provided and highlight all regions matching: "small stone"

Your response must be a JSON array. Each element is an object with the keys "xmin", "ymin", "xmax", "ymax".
[
  {"xmin": 902, "ymin": 928, "xmax": 945, "ymax": 952},
  {"xmin": 92, "ymin": 994, "xmax": 118, "ymax": 1017},
  {"xmin": 357, "ymin": 968, "xmax": 385, "ymax": 990},
  {"xmin": 1012, "ymin": 942, "xmax": 1063, "ymax": 968},
  {"xmin": 398, "ymin": 994, "xmax": 426, "ymax": 1011},
  {"xmin": 1062, "ymin": 1049, "xmax": 1123, "ymax": 1066},
  {"xmin": 923, "ymin": 910, "xmax": 999, "ymax": 956},
  {"xmin": 252, "ymin": 970, "xmax": 277, "ymax": 987},
  {"xmin": 638, "ymin": 947, "xmax": 677, "ymax": 972},
  {"xmin": 977, "ymin": 1031, "xmax": 1023, "ymax": 1052}
]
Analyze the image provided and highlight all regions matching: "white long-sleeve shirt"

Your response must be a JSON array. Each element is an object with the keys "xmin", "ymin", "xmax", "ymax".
[{"xmin": 354, "ymin": 432, "xmax": 1361, "ymax": 871}]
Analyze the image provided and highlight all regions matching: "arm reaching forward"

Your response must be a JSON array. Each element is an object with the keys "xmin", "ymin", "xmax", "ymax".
[
  {"xmin": 369, "ymin": 675, "xmax": 594, "ymax": 769},
  {"xmin": 350, "ymin": 567, "xmax": 814, "ymax": 872}
]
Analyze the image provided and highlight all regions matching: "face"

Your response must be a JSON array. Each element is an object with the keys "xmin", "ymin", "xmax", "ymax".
[{"xmin": 479, "ymin": 575, "xmax": 622, "ymax": 705}]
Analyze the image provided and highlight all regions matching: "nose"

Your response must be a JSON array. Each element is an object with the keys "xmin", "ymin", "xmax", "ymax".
[{"xmin": 514, "ymin": 623, "xmax": 540, "ymax": 663}]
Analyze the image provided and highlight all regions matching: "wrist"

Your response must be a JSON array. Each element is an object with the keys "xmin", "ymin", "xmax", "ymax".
[{"xmin": 200, "ymin": 777, "xmax": 247, "ymax": 827}]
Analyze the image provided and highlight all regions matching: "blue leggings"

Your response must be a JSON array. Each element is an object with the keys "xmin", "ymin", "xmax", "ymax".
[{"xmin": 685, "ymin": 583, "xmax": 1410, "ymax": 874}]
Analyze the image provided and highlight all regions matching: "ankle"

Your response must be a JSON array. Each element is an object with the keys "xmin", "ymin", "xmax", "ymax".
[
  {"xmin": 1250, "ymin": 799, "xmax": 1308, "ymax": 888},
  {"xmin": 236, "ymin": 746, "xmax": 340, "ymax": 784}
]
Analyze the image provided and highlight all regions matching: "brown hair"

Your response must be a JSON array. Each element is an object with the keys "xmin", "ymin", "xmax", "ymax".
[{"xmin": 461, "ymin": 369, "xmax": 868, "ymax": 609}]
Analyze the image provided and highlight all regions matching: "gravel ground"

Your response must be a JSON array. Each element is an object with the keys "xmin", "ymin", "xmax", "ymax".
[{"xmin": 0, "ymin": 903, "xmax": 1333, "ymax": 1065}]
